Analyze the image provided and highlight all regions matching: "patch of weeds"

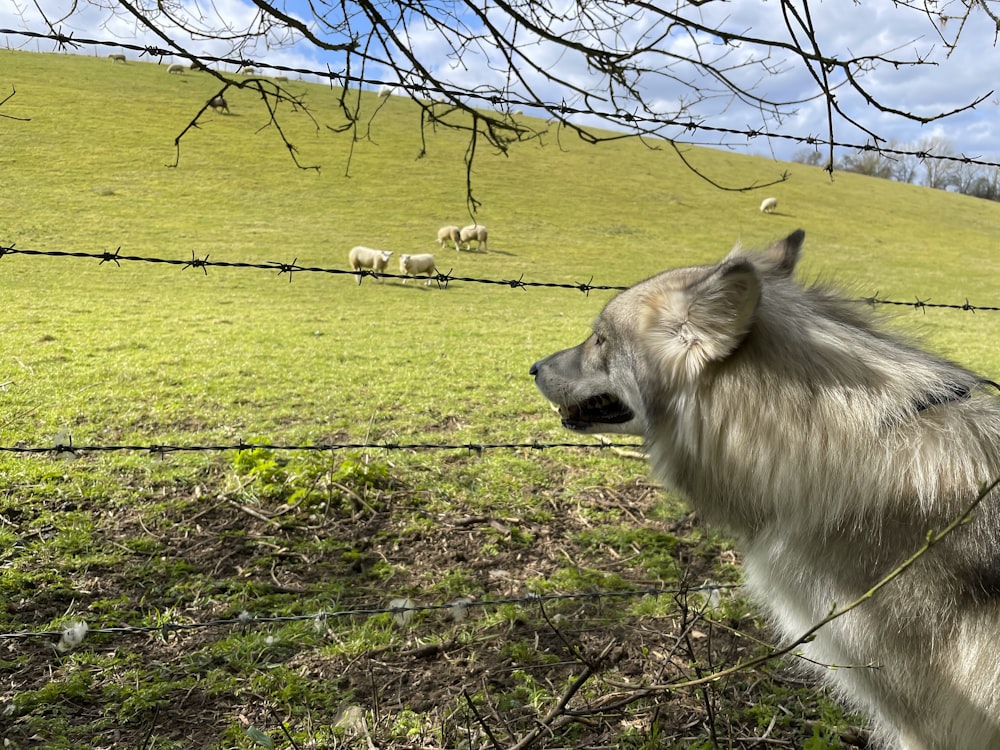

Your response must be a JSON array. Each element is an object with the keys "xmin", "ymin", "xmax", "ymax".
[
  {"xmin": 500, "ymin": 639, "xmax": 563, "ymax": 666},
  {"xmin": 232, "ymin": 444, "xmax": 290, "ymax": 501},
  {"xmin": 482, "ymin": 520, "xmax": 535, "ymax": 549},
  {"xmin": 244, "ymin": 663, "xmax": 340, "ymax": 713},
  {"xmin": 493, "ymin": 670, "xmax": 552, "ymax": 714},
  {"xmin": 387, "ymin": 708, "xmax": 426, "ymax": 741},
  {"xmin": 475, "ymin": 602, "xmax": 530, "ymax": 633},
  {"xmin": 101, "ymin": 669, "xmax": 198, "ymax": 724},
  {"xmin": 226, "ymin": 623, "xmax": 324, "ymax": 667},
  {"xmin": 232, "ymin": 445, "xmax": 395, "ymax": 515},
  {"xmin": 84, "ymin": 593, "xmax": 135, "ymax": 617},
  {"xmin": 702, "ymin": 589, "xmax": 756, "ymax": 623},
  {"xmin": 529, "ymin": 566, "xmax": 629, "ymax": 594},
  {"xmin": 804, "ymin": 695, "xmax": 861, "ymax": 749},
  {"xmin": 329, "ymin": 451, "xmax": 390, "ymax": 491},
  {"xmin": 629, "ymin": 592, "xmax": 680, "ymax": 618},
  {"xmin": 427, "ymin": 568, "xmax": 479, "ymax": 598},
  {"xmin": 731, "ymin": 674, "xmax": 853, "ymax": 746},
  {"xmin": 0, "ymin": 566, "xmax": 72, "ymax": 600},
  {"xmin": 803, "ymin": 723, "xmax": 847, "ymax": 749},
  {"xmin": 321, "ymin": 612, "xmax": 400, "ymax": 657},
  {"xmin": 10, "ymin": 659, "xmax": 94, "ymax": 718},
  {"xmin": 120, "ymin": 535, "xmax": 162, "ymax": 555},
  {"xmin": 575, "ymin": 526, "xmax": 687, "ymax": 579}
]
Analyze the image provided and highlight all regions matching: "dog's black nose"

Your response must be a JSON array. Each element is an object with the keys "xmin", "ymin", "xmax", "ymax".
[{"xmin": 529, "ymin": 361, "xmax": 540, "ymax": 377}]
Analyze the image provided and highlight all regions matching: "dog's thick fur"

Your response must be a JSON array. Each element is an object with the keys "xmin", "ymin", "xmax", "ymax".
[{"xmin": 530, "ymin": 230, "xmax": 1000, "ymax": 749}]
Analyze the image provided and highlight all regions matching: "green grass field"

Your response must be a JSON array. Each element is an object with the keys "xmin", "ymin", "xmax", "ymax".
[{"xmin": 3, "ymin": 49, "xmax": 1000, "ymax": 749}]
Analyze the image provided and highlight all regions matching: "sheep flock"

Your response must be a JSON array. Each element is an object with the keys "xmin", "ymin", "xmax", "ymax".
[{"xmin": 347, "ymin": 221, "xmax": 491, "ymax": 287}]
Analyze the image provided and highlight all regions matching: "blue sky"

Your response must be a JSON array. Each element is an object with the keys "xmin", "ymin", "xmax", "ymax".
[{"xmin": 4, "ymin": 1, "xmax": 1000, "ymax": 164}]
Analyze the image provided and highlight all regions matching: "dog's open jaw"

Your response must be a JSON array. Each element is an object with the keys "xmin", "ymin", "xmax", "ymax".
[{"xmin": 556, "ymin": 392, "xmax": 634, "ymax": 431}]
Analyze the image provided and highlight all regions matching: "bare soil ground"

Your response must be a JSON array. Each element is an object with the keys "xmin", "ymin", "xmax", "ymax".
[{"xmin": 2, "ymin": 464, "xmax": 864, "ymax": 749}]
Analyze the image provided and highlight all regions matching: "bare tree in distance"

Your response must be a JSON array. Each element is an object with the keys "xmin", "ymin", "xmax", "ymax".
[
  {"xmin": 920, "ymin": 136, "xmax": 960, "ymax": 190},
  {"xmin": 839, "ymin": 147, "xmax": 896, "ymax": 180},
  {"xmin": 11, "ymin": 0, "xmax": 1000, "ymax": 204},
  {"xmin": 968, "ymin": 165, "xmax": 1000, "ymax": 201},
  {"xmin": 890, "ymin": 145, "xmax": 924, "ymax": 186}
]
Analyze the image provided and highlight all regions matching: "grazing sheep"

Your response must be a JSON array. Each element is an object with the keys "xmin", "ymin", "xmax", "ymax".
[
  {"xmin": 348, "ymin": 246, "xmax": 393, "ymax": 285},
  {"xmin": 107, "ymin": 53, "xmax": 126, "ymax": 63},
  {"xmin": 400, "ymin": 253, "xmax": 437, "ymax": 285},
  {"xmin": 460, "ymin": 224, "xmax": 489, "ymax": 252},
  {"xmin": 759, "ymin": 197, "xmax": 778, "ymax": 213},
  {"xmin": 377, "ymin": 84, "xmax": 396, "ymax": 98},
  {"xmin": 238, "ymin": 66, "xmax": 255, "ymax": 75},
  {"xmin": 273, "ymin": 75, "xmax": 289, "ymax": 82},
  {"xmin": 208, "ymin": 95, "xmax": 229, "ymax": 114},
  {"xmin": 167, "ymin": 63, "xmax": 185, "ymax": 75},
  {"xmin": 189, "ymin": 61, "xmax": 209, "ymax": 71},
  {"xmin": 436, "ymin": 225, "xmax": 461, "ymax": 251}
]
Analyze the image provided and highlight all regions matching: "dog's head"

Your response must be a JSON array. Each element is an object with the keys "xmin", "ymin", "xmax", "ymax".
[{"xmin": 530, "ymin": 230, "xmax": 804, "ymax": 436}]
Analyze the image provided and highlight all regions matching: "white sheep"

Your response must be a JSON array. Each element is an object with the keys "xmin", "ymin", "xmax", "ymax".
[
  {"xmin": 460, "ymin": 224, "xmax": 488, "ymax": 252},
  {"xmin": 349, "ymin": 246, "xmax": 393, "ymax": 285},
  {"xmin": 273, "ymin": 75, "xmax": 289, "ymax": 82},
  {"xmin": 400, "ymin": 253, "xmax": 437, "ymax": 285},
  {"xmin": 238, "ymin": 66, "xmax": 255, "ymax": 75},
  {"xmin": 436, "ymin": 225, "xmax": 461, "ymax": 251},
  {"xmin": 167, "ymin": 63, "xmax": 185, "ymax": 75},
  {"xmin": 759, "ymin": 197, "xmax": 778, "ymax": 213},
  {"xmin": 107, "ymin": 53, "xmax": 126, "ymax": 64},
  {"xmin": 208, "ymin": 95, "xmax": 229, "ymax": 114},
  {"xmin": 377, "ymin": 84, "xmax": 396, "ymax": 98}
]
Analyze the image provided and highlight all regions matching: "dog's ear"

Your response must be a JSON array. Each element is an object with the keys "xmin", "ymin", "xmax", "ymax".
[
  {"xmin": 686, "ymin": 259, "xmax": 761, "ymax": 360},
  {"xmin": 643, "ymin": 259, "xmax": 760, "ymax": 377},
  {"xmin": 754, "ymin": 229, "xmax": 805, "ymax": 278}
]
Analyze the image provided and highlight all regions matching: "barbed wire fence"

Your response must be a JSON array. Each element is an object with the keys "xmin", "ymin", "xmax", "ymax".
[
  {"xmin": 0, "ymin": 438, "xmax": 643, "ymax": 457},
  {"xmin": 4, "ymin": 241, "xmax": 1000, "ymax": 312},
  {"xmin": 0, "ymin": 584, "xmax": 740, "ymax": 643}
]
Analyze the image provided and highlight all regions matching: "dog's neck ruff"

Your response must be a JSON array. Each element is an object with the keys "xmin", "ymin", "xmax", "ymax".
[{"xmin": 914, "ymin": 379, "xmax": 1000, "ymax": 413}]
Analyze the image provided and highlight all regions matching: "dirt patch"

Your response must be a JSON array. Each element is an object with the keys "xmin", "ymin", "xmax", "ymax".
[{"xmin": 1, "ymin": 465, "xmax": 863, "ymax": 749}]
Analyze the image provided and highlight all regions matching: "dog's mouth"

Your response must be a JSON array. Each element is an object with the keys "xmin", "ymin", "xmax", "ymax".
[{"xmin": 558, "ymin": 393, "xmax": 634, "ymax": 429}]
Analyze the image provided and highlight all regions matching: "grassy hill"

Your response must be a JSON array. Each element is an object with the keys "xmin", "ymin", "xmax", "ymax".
[{"xmin": 3, "ymin": 49, "xmax": 1000, "ymax": 749}]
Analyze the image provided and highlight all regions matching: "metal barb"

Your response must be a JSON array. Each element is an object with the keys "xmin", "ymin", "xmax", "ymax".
[
  {"xmin": 99, "ymin": 247, "xmax": 122, "ymax": 267},
  {"xmin": 273, "ymin": 258, "xmax": 298, "ymax": 282},
  {"xmin": 183, "ymin": 250, "xmax": 211, "ymax": 274}
]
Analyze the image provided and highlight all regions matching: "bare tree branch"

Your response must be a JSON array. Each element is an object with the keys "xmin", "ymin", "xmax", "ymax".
[
  {"xmin": 5, "ymin": 0, "xmax": 1000, "ymax": 199},
  {"xmin": 0, "ymin": 86, "xmax": 31, "ymax": 121}
]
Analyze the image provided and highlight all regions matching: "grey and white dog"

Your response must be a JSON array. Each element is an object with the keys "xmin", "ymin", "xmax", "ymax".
[{"xmin": 531, "ymin": 229, "xmax": 1000, "ymax": 749}]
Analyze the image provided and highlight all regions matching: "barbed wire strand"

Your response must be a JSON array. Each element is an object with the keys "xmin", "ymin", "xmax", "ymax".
[
  {"xmin": 4, "ymin": 28, "xmax": 1000, "ymax": 170},
  {"xmin": 0, "ymin": 244, "xmax": 626, "ymax": 294},
  {"xmin": 3, "ymin": 243, "xmax": 999, "ymax": 311},
  {"xmin": 0, "ymin": 584, "xmax": 740, "ymax": 642},
  {"xmin": 0, "ymin": 439, "xmax": 643, "ymax": 456}
]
